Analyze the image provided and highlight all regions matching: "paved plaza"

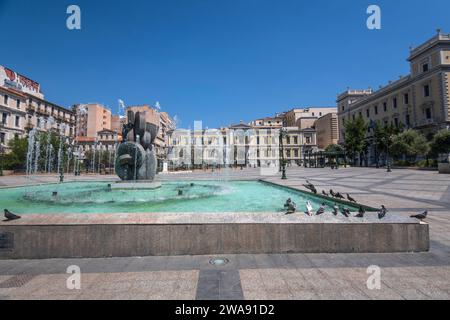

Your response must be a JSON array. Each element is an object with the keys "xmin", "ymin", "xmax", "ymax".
[{"xmin": 1, "ymin": 167, "xmax": 450, "ymax": 300}]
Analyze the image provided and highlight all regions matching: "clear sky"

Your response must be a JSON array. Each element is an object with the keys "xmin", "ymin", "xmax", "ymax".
[{"xmin": 1, "ymin": 0, "xmax": 449, "ymax": 128}]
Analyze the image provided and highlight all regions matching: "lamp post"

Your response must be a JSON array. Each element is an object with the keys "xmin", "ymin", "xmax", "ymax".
[
  {"xmin": 386, "ymin": 137, "xmax": 392, "ymax": 172},
  {"xmin": 279, "ymin": 128, "xmax": 287, "ymax": 180}
]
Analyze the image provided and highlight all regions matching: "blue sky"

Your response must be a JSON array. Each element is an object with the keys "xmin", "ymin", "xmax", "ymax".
[{"xmin": 1, "ymin": 0, "xmax": 449, "ymax": 128}]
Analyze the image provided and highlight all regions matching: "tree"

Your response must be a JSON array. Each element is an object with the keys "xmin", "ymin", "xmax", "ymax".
[
  {"xmin": 390, "ymin": 129, "xmax": 430, "ymax": 163},
  {"xmin": 344, "ymin": 116, "xmax": 368, "ymax": 165},
  {"xmin": 3, "ymin": 137, "xmax": 28, "ymax": 170},
  {"xmin": 430, "ymin": 129, "xmax": 450, "ymax": 162},
  {"xmin": 372, "ymin": 122, "xmax": 402, "ymax": 165},
  {"xmin": 325, "ymin": 144, "xmax": 344, "ymax": 153}
]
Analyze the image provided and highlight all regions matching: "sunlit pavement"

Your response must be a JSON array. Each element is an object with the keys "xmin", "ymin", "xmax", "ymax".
[{"xmin": 1, "ymin": 167, "xmax": 450, "ymax": 300}]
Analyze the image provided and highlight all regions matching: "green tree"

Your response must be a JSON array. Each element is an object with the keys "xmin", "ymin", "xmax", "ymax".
[
  {"xmin": 390, "ymin": 129, "xmax": 430, "ymax": 163},
  {"xmin": 344, "ymin": 116, "xmax": 368, "ymax": 165},
  {"xmin": 430, "ymin": 129, "xmax": 450, "ymax": 162},
  {"xmin": 372, "ymin": 122, "xmax": 402, "ymax": 165},
  {"xmin": 325, "ymin": 144, "xmax": 344, "ymax": 153},
  {"xmin": 3, "ymin": 137, "xmax": 28, "ymax": 170}
]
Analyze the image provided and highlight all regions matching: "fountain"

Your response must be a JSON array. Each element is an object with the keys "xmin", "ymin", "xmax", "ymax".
[{"xmin": 113, "ymin": 110, "xmax": 160, "ymax": 189}]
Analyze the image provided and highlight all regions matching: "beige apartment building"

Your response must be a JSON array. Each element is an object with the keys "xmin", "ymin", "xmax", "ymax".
[
  {"xmin": 284, "ymin": 107, "xmax": 337, "ymax": 129},
  {"xmin": 74, "ymin": 103, "xmax": 112, "ymax": 138},
  {"xmin": 0, "ymin": 87, "xmax": 27, "ymax": 149},
  {"xmin": 338, "ymin": 30, "xmax": 450, "ymax": 156},
  {"xmin": 126, "ymin": 105, "xmax": 160, "ymax": 127},
  {"xmin": 315, "ymin": 113, "xmax": 339, "ymax": 150},
  {"xmin": 111, "ymin": 115, "xmax": 125, "ymax": 135},
  {"xmin": 1, "ymin": 68, "xmax": 76, "ymax": 152}
]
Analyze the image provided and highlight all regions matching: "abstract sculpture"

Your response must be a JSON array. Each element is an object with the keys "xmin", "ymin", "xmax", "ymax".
[{"xmin": 115, "ymin": 110, "xmax": 159, "ymax": 181}]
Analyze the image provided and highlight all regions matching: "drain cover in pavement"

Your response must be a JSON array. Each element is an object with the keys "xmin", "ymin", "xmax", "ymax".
[
  {"xmin": 209, "ymin": 258, "xmax": 229, "ymax": 266},
  {"xmin": 0, "ymin": 274, "xmax": 36, "ymax": 288}
]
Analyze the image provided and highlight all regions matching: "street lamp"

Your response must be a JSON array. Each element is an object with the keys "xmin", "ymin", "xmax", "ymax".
[
  {"xmin": 386, "ymin": 137, "xmax": 392, "ymax": 172},
  {"xmin": 279, "ymin": 128, "xmax": 287, "ymax": 180}
]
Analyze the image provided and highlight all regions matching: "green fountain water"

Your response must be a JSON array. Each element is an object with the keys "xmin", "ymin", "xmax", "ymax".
[{"xmin": 0, "ymin": 180, "xmax": 360, "ymax": 214}]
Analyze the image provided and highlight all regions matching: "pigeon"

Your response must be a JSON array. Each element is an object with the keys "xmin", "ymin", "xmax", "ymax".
[
  {"xmin": 335, "ymin": 192, "xmax": 345, "ymax": 200},
  {"xmin": 410, "ymin": 211, "xmax": 428, "ymax": 220},
  {"xmin": 285, "ymin": 200, "xmax": 297, "ymax": 215},
  {"xmin": 306, "ymin": 201, "xmax": 313, "ymax": 216},
  {"xmin": 284, "ymin": 198, "xmax": 293, "ymax": 209},
  {"xmin": 355, "ymin": 206, "xmax": 365, "ymax": 218},
  {"xmin": 378, "ymin": 205, "xmax": 388, "ymax": 220},
  {"xmin": 341, "ymin": 208, "xmax": 350, "ymax": 218},
  {"xmin": 330, "ymin": 189, "xmax": 336, "ymax": 198},
  {"xmin": 316, "ymin": 204, "xmax": 325, "ymax": 215},
  {"xmin": 303, "ymin": 183, "xmax": 318, "ymax": 194},
  {"xmin": 4, "ymin": 209, "xmax": 21, "ymax": 221},
  {"xmin": 332, "ymin": 204, "xmax": 339, "ymax": 216},
  {"xmin": 322, "ymin": 190, "xmax": 329, "ymax": 197},
  {"xmin": 346, "ymin": 194, "xmax": 357, "ymax": 203}
]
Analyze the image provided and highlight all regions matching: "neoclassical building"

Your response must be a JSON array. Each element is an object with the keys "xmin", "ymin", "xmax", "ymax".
[
  {"xmin": 338, "ymin": 30, "xmax": 450, "ymax": 157},
  {"xmin": 167, "ymin": 120, "xmax": 317, "ymax": 169},
  {"xmin": 1, "ymin": 66, "xmax": 76, "ymax": 152}
]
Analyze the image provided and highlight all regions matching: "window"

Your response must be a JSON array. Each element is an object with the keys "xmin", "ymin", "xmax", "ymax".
[
  {"xmin": 319, "ymin": 112, "xmax": 322, "ymax": 116},
  {"xmin": 405, "ymin": 114, "xmax": 411, "ymax": 127},
  {"xmin": 16, "ymin": 99, "xmax": 20, "ymax": 109},
  {"xmin": 294, "ymin": 149, "xmax": 299, "ymax": 157},
  {"xmin": 374, "ymin": 105, "xmax": 378, "ymax": 115},
  {"xmin": 286, "ymin": 136, "xmax": 291, "ymax": 144},
  {"xmin": 425, "ymin": 108, "xmax": 432, "ymax": 119},
  {"xmin": 306, "ymin": 136, "xmax": 311, "ymax": 144},
  {"xmin": 383, "ymin": 102, "xmax": 387, "ymax": 112},
  {"xmin": 424, "ymin": 85, "xmax": 430, "ymax": 97},
  {"xmin": 393, "ymin": 97, "xmax": 398, "ymax": 108},
  {"xmin": 15, "ymin": 116, "xmax": 20, "ymax": 127},
  {"xmin": 4, "ymin": 95, "xmax": 8, "ymax": 105},
  {"xmin": 366, "ymin": 109, "xmax": 370, "ymax": 117},
  {"xmin": 312, "ymin": 113, "xmax": 315, "ymax": 116},
  {"xmin": 342, "ymin": 105, "xmax": 345, "ymax": 112},
  {"xmin": 404, "ymin": 93, "xmax": 409, "ymax": 105},
  {"xmin": 394, "ymin": 118, "xmax": 399, "ymax": 128},
  {"xmin": 293, "ymin": 136, "xmax": 298, "ymax": 144},
  {"xmin": 422, "ymin": 63, "xmax": 429, "ymax": 73},
  {"xmin": 37, "ymin": 118, "xmax": 41, "ymax": 128},
  {"xmin": 0, "ymin": 132, "xmax": 5, "ymax": 144},
  {"xmin": 1, "ymin": 113, "xmax": 7, "ymax": 125},
  {"xmin": 352, "ymin": 114, "xmax": 355, "ymax": 121}
]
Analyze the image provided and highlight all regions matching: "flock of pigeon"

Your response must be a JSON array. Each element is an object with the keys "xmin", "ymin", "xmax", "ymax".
[{"xmin": 282, "ymin": 180, "xmax": 428, "ymax": 221}]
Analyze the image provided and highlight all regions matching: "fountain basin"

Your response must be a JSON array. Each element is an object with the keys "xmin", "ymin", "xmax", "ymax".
[
  {"xmin": 111, "ymin": 181, "xmax": 162, "ymax": 190},
  {"xmin": 0, "ymin": 212, "xmax": 429, "ymax": 259},
  {"xmin": 0, "ymin": 180, "xmax": 429, "ymax": 259}
]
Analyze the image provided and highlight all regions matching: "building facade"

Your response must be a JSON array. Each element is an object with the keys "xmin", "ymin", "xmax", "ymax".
[
  {"xmin": 315, "ymin": 113, "xmax": 339, "ymax": 150},
  {"xmin": 1, "ymin": 66, "xmax": 76, "ymax": 152},
  {"xmin": 337, "ymin": 31, "xmax": 450, "ymax": 164},
  {"xmin": 167, "ymin": 122, "xmax": 317, "ymax": 169},
  {"xmin": 74, "ymin": 103, "xmax": 112, "ymax": 138},
  {"xmin": 0, "ymin": 87, "xmax": 27, "ymax": 149},
  {"xmin": 284, "ymin": 107, "xmax": 337, "ymax": 129}
]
